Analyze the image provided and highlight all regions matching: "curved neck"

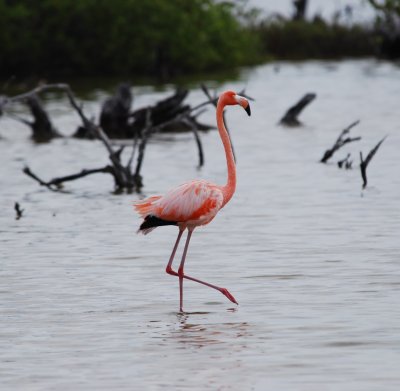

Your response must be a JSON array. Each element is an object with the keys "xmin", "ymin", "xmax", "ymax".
[{"xmin": 216, "ymin": 98, "xmax": 236, "ymax": 206}]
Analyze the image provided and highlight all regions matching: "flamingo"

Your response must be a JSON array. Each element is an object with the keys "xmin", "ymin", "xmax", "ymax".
[{"xmin": 133, "ymin": 90, "xmax": 251, "ymax": 312}]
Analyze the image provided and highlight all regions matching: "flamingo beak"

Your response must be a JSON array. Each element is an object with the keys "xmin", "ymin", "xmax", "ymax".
[
  {"xmin": 235, "ymin": 95, "xmax": 251, "ymax": 116},
  {"xmin": 244, "ymin": 103, "xmax": 251, "ymax": 117}
]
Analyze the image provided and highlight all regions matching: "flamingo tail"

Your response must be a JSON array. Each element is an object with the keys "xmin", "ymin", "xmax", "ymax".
[{"xmin": 138, "ymin": 215, "xmax": 178, "ymax": 235}]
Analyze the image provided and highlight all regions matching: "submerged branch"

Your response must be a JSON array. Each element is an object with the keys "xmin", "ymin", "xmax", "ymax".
[
  {"xmin": 360, "ymin": 136, "xmax": 387, "ymax": 189},
  {"xmin": 321, "ymin": 120, "xmax": 361, "ymax": 163},
  {"xmin": 280, "ymin": 93, "xmax": 316, "ymax": 127},
  {"xmin": 23, "ymin": 165, "xmax": 114, "ymax": 190},
  {"xmin": 337, "ymin": 153, "xmax": 352, "ymax": 169},
  {"xmin": 14, "ymin": 202, "xmax": 24, "ymax": 220}
]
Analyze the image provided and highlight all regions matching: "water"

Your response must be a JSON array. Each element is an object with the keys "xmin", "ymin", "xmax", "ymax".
[{"xmin": 1, "ymin": 60, "xmax": 400, "ymax": 390}]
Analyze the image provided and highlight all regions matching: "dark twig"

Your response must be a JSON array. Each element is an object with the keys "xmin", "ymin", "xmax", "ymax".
[
  {"xmin": 181, "ymin": 117, "xmax": 204, "ymax": 167},
  {"xmin": 24, "ymin": 95, "xmax": 60, "ymax": 142},
  {"xmin": 131, "ymin": 104, "xmax": 207, "ymax": 185},
  {"xmin": 126, "ymin": 127, "xmax": 140, "ymax": 171},
  {"xmin": 337, "ymin": 153, "xmax": 352, "ymax": 169},
  {"xmin": 23, "ymin": 165, "xmax": 114, "ymax": 190},
  {"xmin": 23, "ymin": 166, "xmax": 59, "ymax": 191},
  {"xmin": 321, "ymin": 120, "xmax": 361, "ymax": 163},
  {"xmin": 360, "ymin": 136, "xmax": 387, "ymax": 189},
  {"xmin": 14, "ymin": 202, "xmax": 24, "ymax": 220},
  {"xmin": 133, "ymin": 109, "xmax": 152, "ymax": 189}
]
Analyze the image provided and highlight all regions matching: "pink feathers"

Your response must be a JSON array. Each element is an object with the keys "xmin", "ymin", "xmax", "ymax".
[{"xmin": 133, "ymin": 180, "xmax": 224, "ymax": 230}]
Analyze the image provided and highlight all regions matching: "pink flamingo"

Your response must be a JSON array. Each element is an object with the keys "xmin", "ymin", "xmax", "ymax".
[{"xmin": 134, "ymin": 90, "xmax": 251, "ymax": 312}]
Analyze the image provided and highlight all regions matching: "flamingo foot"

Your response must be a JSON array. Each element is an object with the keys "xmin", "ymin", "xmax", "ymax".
[{"xmin": 220, "ymin": 288, "xmax": 238, "ymax": 305}]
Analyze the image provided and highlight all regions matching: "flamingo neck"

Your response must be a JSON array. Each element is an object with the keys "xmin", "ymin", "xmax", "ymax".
[{"xmin": 216, "ymin": 98, "xmax": 236, "ymax": 206}]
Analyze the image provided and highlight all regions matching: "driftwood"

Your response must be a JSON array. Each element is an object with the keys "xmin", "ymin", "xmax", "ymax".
[
  {"xmin": 2, "ymin": 93, "xmax": 59, "ymax": 142},
  {"xmin": 10, "ymin": 83, "xmax": 232, "ymax": 192},
  {"xmin": 280, "ymin": 93, "xmax": 316, "ymax": 126},
  {"xmin": 75, "ymin": 83, "xmax": 132, "ymax": 139},
  {"xmin": 23, "ymin": 166, "xmax": 114, "ymax": 191},
  {"xmin": 321, "ymin": 120, "xmax": 361, "ymax": 163},
  {"xmin": 4, "ymin": 82, "xmax": 252, "ymax": 192},
  {"xmin": 101, "ymin": 83, "xmax": 132, "ymax": 138},
  {"xmin": 360, "ymin": 136, "xmax": 387, "ymax": 189},
  {"xmin": 132, "ymin": 99, "xmax": 207, "ymax": 180},
  {"xmin": 2, "ymin": 83, "xmax": 212, "ymax": 142},
  {"xmin": 74, "ymin": 87, "xmax": 212, "ymax": 139},
  {"xmin": 25, "ymin": 95, "xmax": 60, "ymax": 142},
  {"xmin": 15, "ymin": 84, "xmax": 141, "ymax": 192},
  {"xmin": 337, "ymin": 153, "xmax": 353, "ymax": 169},
  {"xmin": 14, "ymin": 202, "xmax": 24, "ymax": 220},
  {"xmin": 130, "ymin": 88, "xmax": 187, "ymax": 135}
]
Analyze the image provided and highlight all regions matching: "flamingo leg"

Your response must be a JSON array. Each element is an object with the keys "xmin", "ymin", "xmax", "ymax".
[
  {"xmin": 177, "ymin": 228, "xmax": 193, "ymax": 312},
  {"xmin": 165, "ymin": 228, "xmax": 184, "ymax": 277},
  {"xmin": 176, "ymin": 229, "xmax": 238, "ymax": 311}
]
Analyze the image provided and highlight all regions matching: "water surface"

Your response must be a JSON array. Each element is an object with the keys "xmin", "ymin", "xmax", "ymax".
[{"xmin": 1, "ymin": 60, "xmax": 400, "ymax": 390}]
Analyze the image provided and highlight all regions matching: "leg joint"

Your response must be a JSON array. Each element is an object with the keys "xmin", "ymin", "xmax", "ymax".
[{"xmin": 166, "ymin": 266, "xmax": 178, "ymax": 276}]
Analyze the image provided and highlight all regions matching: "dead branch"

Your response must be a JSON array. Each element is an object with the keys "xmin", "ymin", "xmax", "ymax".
[
  {"xmin": 23, "ymin": 165, "xmax": 114, "ymax": 190},
  {"xmin": 100, "ymin": 83, "xmax": 132, "ymax": 138},
  {"xmin": 321, "ymin": 120, "xmax": 361, "ymax": 163},
  {"xmin": 337, "ymin": 153, "xmax": 352, "ymax": 169},
  {"xmin": 1, "ymin": 89, "xmax": 59, "ymax": 142},
  {"xmin": 14, "ymin": 202, "xmax": 24, "ymax": 220},
  {"xmin": 11, "ymin": 83, "xmax": 137, "ymax": 191},
  {"xmin": 12, "ymin": 83, "xmax": 253, "ymax": 193},
  {"xmin": 360, "ymin": 136, "xmax": 387, "ymax": 189},
  {"xmin": 180, "ymin": 117, "xmax": 204, "ymax": 168},
  {"xmin": 132, "ymin": 109, "xmax": 152, "ymax": 189},
  {"xmin": 25, "ymin": 95, "xmax": 60, "ymax": 142},
  {"xmin": 280, "ymin": 92, "xmax": 316, "ymax": 126},
  {"xmin": 131, "ymin": 102, "xmax": 209, "ymax": 185}
]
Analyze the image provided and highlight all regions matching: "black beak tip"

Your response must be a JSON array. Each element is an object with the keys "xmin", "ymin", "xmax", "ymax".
[{"xmin": 245, "ymin": 104, "xmax": 251, "ymax": 116}]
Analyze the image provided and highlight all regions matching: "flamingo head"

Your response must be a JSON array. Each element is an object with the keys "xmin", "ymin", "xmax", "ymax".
[{"xmin": 221, "ymin": 90, "xmax": 251, "ymax": 116}]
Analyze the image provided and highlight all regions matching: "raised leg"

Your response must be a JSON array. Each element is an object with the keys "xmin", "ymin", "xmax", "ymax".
[{"xmin": 176, "ymin": 229, "xmax": 238, "ymax": 312}]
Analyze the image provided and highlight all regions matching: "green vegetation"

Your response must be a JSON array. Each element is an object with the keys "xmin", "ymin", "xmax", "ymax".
[
  {"xmin": 0, "ymin": 0, "xmax": 398, "ymax": 80},
  {"xmin": 0, "ymin": 0, "xmax": 260, "ymax": 78},
  {"xmin": 257, "ymin": 18, "xmax": 376, "ymax": 60},
  {"xmin": 368, "ymin": 0, "xmax": 400, "ymax": 14},
  {"xmin": 367, "ymin": 0, "xmax": 400, "ymax": 58}
]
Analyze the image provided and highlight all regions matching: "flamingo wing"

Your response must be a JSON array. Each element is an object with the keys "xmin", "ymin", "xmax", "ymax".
[{"xmin": 134, "ymin": 180, "xmax": 224, "ymax": 231}]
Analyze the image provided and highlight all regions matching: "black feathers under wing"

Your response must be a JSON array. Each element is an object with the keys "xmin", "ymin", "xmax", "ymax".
[{"xmin": 139, "ymin": 215, "xmax": 178, "ymax": 231}]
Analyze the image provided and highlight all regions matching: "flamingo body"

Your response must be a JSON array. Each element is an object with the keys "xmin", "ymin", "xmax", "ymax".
[
  {"xmin": 134, "ymin": 180, "xmax": 224, "ymax": 233},
  {"xmin": 133, "ymin": 90, "xmax": 251, "ymax": 312}
]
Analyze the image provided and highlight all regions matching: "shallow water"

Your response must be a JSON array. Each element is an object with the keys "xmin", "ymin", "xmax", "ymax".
[{"xmin": 1, "ymin": 60, "xmax": 400, "ymax": 390}]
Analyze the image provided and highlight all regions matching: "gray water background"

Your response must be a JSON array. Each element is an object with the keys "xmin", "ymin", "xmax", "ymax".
[{"xmin": 1, "ymin": 59, "xmax": 400, "ymax": 390}]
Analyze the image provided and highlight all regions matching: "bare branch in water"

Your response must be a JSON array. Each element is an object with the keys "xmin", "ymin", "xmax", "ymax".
[
  {"xmin": 337, "ymin": 153, "xmax": 353, "ymax": 169},
  {"xmin": 321, "ymin": 120, "xmax": 361, "ymax": 163},
  {"xmin": 14, "ymin": 202, "xmax": 24, "ymax": 220},
  {"xmin": 23, "ymin": 165, "xmax": 115, "ymax": 190},
  {"xmin": 10, "ymin": 83, "xmax": 252, "ymax": 193},
  {"xmin": 360, "ymin": 136, "xmax": 387, "ymax": 189},
  {"xmin": 280, "ymin": 93, "xmax": 316, "ymax": 126}
]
